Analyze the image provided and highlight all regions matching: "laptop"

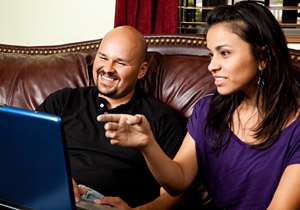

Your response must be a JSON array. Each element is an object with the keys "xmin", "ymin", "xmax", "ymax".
[{"xmin": 0, "ymin": 104, "xmax": 116, "ymax": 210}]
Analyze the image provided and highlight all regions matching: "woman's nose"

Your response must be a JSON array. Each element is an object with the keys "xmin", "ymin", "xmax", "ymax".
[{"xmin": 208, "ymin": 57, "xmax": 220, "ymax": 73}]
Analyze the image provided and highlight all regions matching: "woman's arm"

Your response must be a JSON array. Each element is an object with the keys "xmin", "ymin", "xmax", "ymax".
[
  {"xmin": 141, "ymin": 132, "xmax": 198, "ymax": 195},
  {"xmin": 267, "ymin": 164, "xmax": 300, "ymax": 210},
  {"xmin": 97, "ymin": 114, "xmax": 198, "ymax": 196}
]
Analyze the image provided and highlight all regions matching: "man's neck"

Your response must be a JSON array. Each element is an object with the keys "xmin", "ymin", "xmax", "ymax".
[{"xmin": 99, "ymin": 91, "xmax": 135, "ymax": 109}]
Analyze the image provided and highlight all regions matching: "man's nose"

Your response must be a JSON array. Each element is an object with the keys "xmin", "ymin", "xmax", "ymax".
[{"xmin": 103, "ymin": 62, "xmax": 115, "ymax": 72}]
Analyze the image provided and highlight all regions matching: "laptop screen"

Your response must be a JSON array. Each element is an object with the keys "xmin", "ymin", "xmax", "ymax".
[{"xmin": 0, "ymin": 105, "xmax": 75, "ymax": 210}]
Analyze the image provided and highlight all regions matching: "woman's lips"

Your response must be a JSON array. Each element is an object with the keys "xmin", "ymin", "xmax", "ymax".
[{"xmin": 214, "ymin": 77, "xmax": 226, "ymax": 86}]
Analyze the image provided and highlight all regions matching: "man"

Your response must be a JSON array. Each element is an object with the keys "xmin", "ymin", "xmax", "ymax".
[{"xmin": 37, "ymin": 25, "xmax": 187, "ymax": 207}]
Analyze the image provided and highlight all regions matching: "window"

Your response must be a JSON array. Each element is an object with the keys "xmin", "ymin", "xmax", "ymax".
[{"xmin": 178, "ymin": 0, "xmax": 300, "ymax": 42}]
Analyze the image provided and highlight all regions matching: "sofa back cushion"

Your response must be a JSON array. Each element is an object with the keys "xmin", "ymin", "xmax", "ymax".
[
  {"xmin": 0, "ymin": 52, "xmax": 93, "ymax": 110},
  {"xmin": 142, "ymin": 52, "xmax": 214, "ymax": 119}
]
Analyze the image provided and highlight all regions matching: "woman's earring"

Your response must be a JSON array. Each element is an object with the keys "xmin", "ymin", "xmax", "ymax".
[{"xmin": 257, "ymin": 69, "xmax": 265, "ymax": 91}]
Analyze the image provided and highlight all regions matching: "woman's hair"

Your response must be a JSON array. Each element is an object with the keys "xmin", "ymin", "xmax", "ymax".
[{"xmin": 204, "ymin": 1, "xmax": 300, "ymax": 150}]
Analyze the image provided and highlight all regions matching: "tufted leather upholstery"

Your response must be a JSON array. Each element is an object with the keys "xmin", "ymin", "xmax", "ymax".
[
  {"xmin": 143, "ymin": 52, "xmax": 213, "ymax": 118},
  {"xmin": 0, "ymin": 52, "xmax": 94, "ymax": 110}
]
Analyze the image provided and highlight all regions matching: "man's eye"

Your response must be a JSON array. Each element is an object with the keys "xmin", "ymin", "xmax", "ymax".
[
  {"xmin": 99, "ymin": 56, "xmax": 107, "ymax": 60},
  {"xmin": 117, "ymin": 61, "xmax": 126, "ymax": 66}
]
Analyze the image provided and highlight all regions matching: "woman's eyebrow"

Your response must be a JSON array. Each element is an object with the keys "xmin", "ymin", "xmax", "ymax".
[
  {"xmin": 207, "ymin": 44, "xmax": 229, "ymax": 51},
  {"xmin": 215, "ymin": 45, "xmax": 230, "ymax": 51}
]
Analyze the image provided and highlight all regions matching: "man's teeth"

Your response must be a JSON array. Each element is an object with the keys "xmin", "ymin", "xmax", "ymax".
[{"xmin": 103, "ymin": 75, "xmax": 114, "ymax": 81}]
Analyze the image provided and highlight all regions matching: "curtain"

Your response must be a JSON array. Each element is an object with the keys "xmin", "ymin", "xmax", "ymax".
[{"xmin": 114, "ymin": 0, "xmax": 178, "ymax": 34}]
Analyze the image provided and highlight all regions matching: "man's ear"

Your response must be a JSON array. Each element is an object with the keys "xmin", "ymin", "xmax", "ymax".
[{"xmin": 137, "ymin": 62, "xmax": 148, "ymax": 79}]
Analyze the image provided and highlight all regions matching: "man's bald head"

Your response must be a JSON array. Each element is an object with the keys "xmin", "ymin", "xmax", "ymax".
[{"xmin": 101, "ymin": 25, "xmax": 147, "ymax": 64}]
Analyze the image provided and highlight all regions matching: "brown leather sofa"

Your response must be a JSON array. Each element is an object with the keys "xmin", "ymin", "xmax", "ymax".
[{"xmin": 1, "ymin": 34, "xmax": 300, "ymax": 208}]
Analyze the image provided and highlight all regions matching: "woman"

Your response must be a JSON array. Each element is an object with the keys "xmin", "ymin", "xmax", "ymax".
[{"xmin": 98, "ymin": 1, "xmax": 300, "ymax": 209}]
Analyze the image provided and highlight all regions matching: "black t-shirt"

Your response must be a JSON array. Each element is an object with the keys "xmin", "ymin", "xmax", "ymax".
[{"xmin": 37, "ymin": 86, "xmax": 187, "ymax": 207}]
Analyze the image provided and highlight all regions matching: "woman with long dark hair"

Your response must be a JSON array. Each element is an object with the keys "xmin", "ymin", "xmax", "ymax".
[{"xmin": 99, "ymin": 1, "xmax": 300, "ymax": 209}]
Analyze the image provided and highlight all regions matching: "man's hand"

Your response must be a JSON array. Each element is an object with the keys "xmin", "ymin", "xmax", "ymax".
[
  {"xmin": 72, "ymin": 178, "xmax": 87, "ymax": 203},
  {"xmin": 94, "ymin": 197, "xmax": 133, "ymax": 210},
  {"xmin": 97, "ymin": 114, "xmax": 154, "ymax": 148}
]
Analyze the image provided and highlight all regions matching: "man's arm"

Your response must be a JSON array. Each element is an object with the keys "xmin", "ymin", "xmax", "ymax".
[
  {"xmin": 94, "ymin": 182, "xmax": 213, "ymax": 210},
  {"xmin": 94, "ymin": 188, "xmax": 185, "ymax": 210}
]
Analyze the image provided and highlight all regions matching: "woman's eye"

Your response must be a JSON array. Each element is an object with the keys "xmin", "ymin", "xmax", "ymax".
[{"xmin": 221, "ymin": 51, "xmax": 230, "ymax": 56}]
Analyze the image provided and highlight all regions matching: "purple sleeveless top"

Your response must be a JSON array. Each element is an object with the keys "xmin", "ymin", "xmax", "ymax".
[{"xmin": 188, "ymin": 95, "xmax": 300, "ymax": 209}]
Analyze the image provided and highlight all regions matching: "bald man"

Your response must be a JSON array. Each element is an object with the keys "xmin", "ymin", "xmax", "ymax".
[{"xmin": 37, "ymin": 26, "xmax": 187, "ymax": 208}]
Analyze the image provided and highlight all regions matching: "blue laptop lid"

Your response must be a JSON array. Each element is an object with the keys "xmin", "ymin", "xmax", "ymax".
[{"xmin": 0, "ymin": 105, "xmax": 75, "ymax": 210}]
